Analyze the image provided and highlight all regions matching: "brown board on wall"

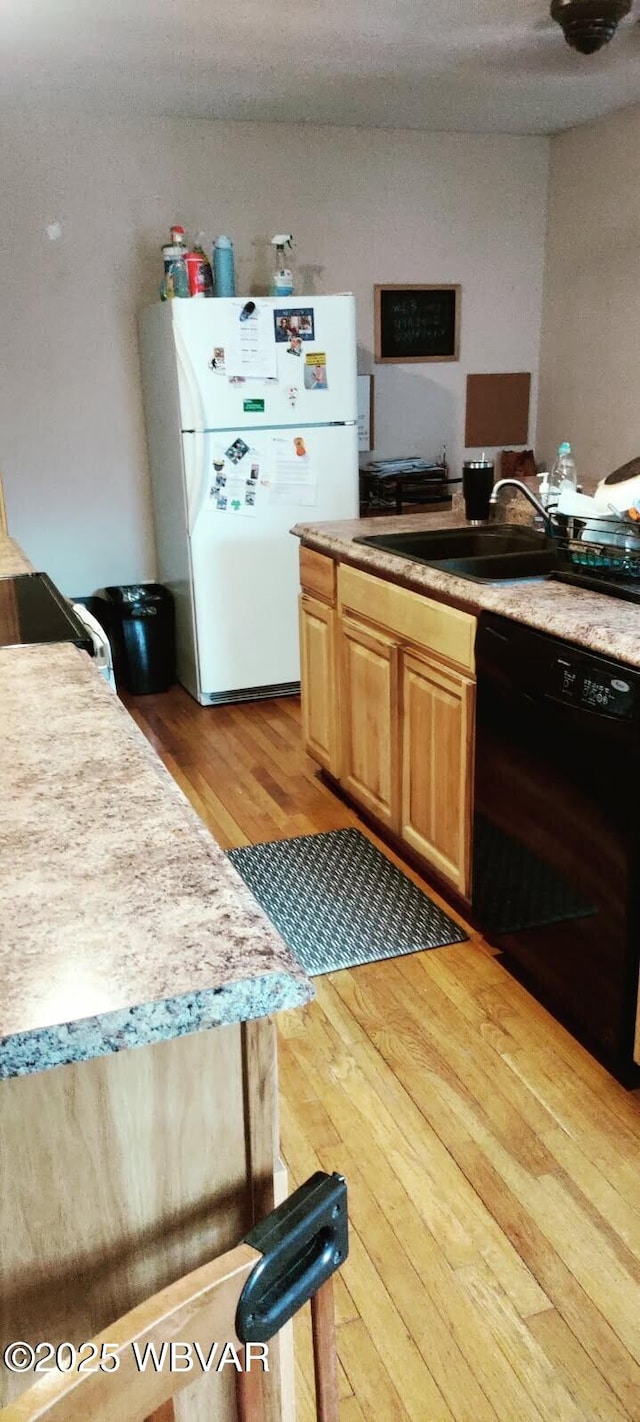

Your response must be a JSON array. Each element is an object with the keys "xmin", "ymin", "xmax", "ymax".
[{"xmin": 465, "ymin": 372, "xmax": 531, "ymax": 447}]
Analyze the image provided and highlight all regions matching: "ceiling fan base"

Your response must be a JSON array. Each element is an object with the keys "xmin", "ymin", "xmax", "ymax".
[{"xmin": 550, "ymin": 0, "xmax": 632, "ymax": 54}]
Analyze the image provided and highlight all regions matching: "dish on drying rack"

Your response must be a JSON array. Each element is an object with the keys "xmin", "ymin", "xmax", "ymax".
[{"xmin": 551, "ymin": 511, "xmax": 640, "ymax": 580}]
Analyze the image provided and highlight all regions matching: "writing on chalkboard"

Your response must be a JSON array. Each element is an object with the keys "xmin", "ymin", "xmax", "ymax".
[
  {"xmin": 388, "ymin": 297, "xmax": 450, "ymax": 345},
  {"xmin": 374, "ymin": 285, "xmax": 460, "ymax": 363}
]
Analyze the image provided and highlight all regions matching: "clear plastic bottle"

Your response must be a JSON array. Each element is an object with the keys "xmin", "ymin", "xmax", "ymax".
[
  {"xmin": 160, "ymin": 224, "xmax": 189, "ymax": 299},
  {"xmin": 547, "ymin": 441, "xmax": 578, "ymax": 505}
]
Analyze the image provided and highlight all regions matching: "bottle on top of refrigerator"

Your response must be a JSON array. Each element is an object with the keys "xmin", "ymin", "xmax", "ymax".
[
  {"xmin": 213, "ymin": 236, "xmax": 235, "ymax": 297},
  {"xmin": 185, "ymin": 233, "xmax": 214, "ymax": 297},
  {"xmin": 161, "ymin": 225, "xmax": 189, "ymax": 299},
  {"xmin": 547, "ymin": 442, "xmax": 578, "ymax": 505},
  {"xmin": 270, "ymin": 234, "xmax": 295, "ymax": 297}
]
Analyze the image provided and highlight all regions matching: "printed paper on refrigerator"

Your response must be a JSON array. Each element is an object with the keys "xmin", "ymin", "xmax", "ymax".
[
  {"xmin": 268, "ymin": 436, "xmax": 318, "ymax": 506},
  {"xmin": 226, "ymin": 301, "xmax": 277, "ymax": 381}
]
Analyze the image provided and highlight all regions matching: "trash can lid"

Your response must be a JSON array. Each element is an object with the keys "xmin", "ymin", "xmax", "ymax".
[{"xmin": 103, "ymin": 583, "xmax": 171, "ymax": 604}]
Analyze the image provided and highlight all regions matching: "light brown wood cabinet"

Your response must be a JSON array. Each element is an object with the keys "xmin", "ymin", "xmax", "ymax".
[
  {"xmin": 298, "ymin": 546, "xmax": 341, "ymax": 778},
  {"xmin": 0, "ymin": 1020, "xmax": 290, "ymax": 1421},
  {"xmin": 299, "ymin": 594, "xmax": 339, "ymax": 774},
  {"xmin": 298, "ymin": 547, "xmax": 477, "ymax": 899},
  {"xmin": 340, "ymin": 615, "xmax": 399, "ymax": 828},
  {"xmin": 400, "ymin": 650, "xmax": 474, "ymax": 895}
]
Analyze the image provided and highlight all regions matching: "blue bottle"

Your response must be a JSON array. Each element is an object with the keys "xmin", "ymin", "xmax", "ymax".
[{"xmin": 213, "ymin": 236, "xmax": 235, "ymax": 298}]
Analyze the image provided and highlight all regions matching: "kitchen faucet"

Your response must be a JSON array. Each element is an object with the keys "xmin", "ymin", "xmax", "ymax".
[{"xmin": 489, "ymin": 479, "xmax": 554, "ymax": 531}]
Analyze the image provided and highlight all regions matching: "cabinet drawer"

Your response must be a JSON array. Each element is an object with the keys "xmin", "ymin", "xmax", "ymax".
[
  {"xmin": 339, "ymin": 565, "xmax": 475, "ymax": 673},
  {"xmin": 299, "ymin": 546, "xmax": 336, "ymax": 605}
]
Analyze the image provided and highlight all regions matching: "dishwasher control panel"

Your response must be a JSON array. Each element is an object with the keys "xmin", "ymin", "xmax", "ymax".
[{"xmin": 553, "ymin": 656, "xmax": 636, "ymax": 719}]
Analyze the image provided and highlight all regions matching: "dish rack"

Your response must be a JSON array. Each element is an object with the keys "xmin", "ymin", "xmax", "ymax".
[{"xmin": 550, "ymin": 511, "xmax": 640, "ymax": 581}]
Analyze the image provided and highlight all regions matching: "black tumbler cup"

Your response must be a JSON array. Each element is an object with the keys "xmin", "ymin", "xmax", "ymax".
[{"xmin": 463, "ymin": 460, "xmax": 495, "ymax": 523}]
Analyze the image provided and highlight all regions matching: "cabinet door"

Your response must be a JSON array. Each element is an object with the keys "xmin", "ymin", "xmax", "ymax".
[
  {"xmin": 401, "ymin": 651, "xmax": 474, "ymax": 896},
  {"xmin": 340, "ymin": 616, "xmax": 399, "ymax": 828},
  {"xmin": 299, "ymin": 595, "xmax": 339, "ymax": 774}
]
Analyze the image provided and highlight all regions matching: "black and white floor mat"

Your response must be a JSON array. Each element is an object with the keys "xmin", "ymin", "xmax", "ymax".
[
  {"xmin": 228, "ymin": 827, "xmax": 467, "ymax": 977},
  {"xmin": 473, "ymin": 815, "xmax": 596, "ymax": 935}
]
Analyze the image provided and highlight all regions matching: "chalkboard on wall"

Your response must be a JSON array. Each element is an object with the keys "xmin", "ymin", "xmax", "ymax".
[{"xmin": 374, "ymin": 284, "xmax": 461, "ymax": 363}]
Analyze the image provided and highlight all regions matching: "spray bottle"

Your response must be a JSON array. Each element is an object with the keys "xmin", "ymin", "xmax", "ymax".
[{"xmin": 270, "ymin": 234, "xmax": 295, "ymax": 297}]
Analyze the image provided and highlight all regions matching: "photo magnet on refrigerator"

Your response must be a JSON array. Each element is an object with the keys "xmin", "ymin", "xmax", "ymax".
[
  {"xmin": 225, "ymin": 438, "xmax": 250, "ymax": 464},
  {"xmin": 274, "ymin": 308, "xmax": 315, "ymax": 343},
  {"xmin": 304, "ymin": 352, "xmax": 328, "ymax": 390},
  {"xmin": 208, "ymin": 347, "xmax": 226, "ymax": 372}
]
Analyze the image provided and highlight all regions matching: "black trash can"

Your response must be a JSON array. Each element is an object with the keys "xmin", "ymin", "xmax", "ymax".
[{"xmin": 96, "ymin": 584, "xmax": 175, "ymax": 695}]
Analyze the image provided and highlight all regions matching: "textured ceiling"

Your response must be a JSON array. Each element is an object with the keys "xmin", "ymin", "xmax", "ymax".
[{"xmin": 2, "ymin": 0, "xmax": 640, "ymax": 133}]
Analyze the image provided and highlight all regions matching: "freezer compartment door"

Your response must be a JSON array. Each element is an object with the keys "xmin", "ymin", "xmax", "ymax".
[
  {"xmin": 189, "ymin": 424, "xmax": 357, "ymax": 697},
  {"xmin": 170, "ymin": 294, "xmax": 357, "ymax": 430}
]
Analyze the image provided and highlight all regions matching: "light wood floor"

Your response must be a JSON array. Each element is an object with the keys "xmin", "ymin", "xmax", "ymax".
[{"xmin": 127, "ymin": 686, "xmax": 640, "ymax": 1422}]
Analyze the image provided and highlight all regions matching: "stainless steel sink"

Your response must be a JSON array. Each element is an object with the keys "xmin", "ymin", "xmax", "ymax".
[{"xmin": 354, "ymin": 523, "xmax": 559, "ymax": 583}]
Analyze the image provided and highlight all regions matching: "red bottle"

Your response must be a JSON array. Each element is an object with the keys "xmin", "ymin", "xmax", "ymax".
[{"xmin": 185, "ymin": 238, "xmax": 214, "ymax": 298}]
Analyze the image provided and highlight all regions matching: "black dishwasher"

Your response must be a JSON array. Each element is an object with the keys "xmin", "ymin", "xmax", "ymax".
[{"xmin": 473, "ymin": 612, "xmax": 640, "ymax": 1086}]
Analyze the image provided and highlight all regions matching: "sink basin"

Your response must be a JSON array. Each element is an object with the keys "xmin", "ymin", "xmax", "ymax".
[
  {"xmin": 354, "ymin": 523, "xmax": 559, "ymax": 583},
  {"xmin": 432, "ymin": 549, "xmax": 558, "ymax": 582}
]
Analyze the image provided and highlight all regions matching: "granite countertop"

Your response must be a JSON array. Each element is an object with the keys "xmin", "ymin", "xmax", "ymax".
[
  {"xmin": 293, "ymin": 508, "xmax": 640, "ymax": 670},
  {"xmin": 0, "ymin": 643, "xmax": 312, "ymax": 1079}
]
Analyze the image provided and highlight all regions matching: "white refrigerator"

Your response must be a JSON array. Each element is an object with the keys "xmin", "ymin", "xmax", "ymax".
[{"xmin": 138, "ymin": 294, "xmax": 358, "ymax": 704}]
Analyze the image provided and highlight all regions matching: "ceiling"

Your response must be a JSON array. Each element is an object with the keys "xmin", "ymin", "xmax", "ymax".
[{"xmin": 3, "ymin": 0, "xmax": 640, "ymax": 135}]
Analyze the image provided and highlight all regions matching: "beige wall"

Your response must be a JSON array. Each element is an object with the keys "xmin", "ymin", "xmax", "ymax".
[
  {"xmin": 0, "ymin": 111, "xmax": 549, "ymax": 596},
  {"xmin": 537, "ymin": 103, "xmax": 640, "ymax": 488}
]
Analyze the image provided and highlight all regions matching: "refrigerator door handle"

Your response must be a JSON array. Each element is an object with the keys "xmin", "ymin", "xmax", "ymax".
[{"xmin": 184, "ymin": 430, "xmax": 208, "ymax": 534}]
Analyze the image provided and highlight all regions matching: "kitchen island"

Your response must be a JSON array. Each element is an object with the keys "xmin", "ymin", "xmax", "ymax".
[{"xmin": 0, "ymin": 620, "xmax": 311, "ymax": 1418}]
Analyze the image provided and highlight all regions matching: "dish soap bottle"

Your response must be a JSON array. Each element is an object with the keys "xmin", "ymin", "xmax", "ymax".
[
  {"xmin": 270, "ymin": 234, "xmax": 295, "ymax": 297},
  {"xmin": 537, "ymin": 469, "xmax": 551, "ymax": 509},
  {"xmin": 548, "ymin": 441, "xmax": 578, "ymax": 506}
]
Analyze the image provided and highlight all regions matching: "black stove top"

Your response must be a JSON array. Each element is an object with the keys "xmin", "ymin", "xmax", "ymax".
[{"xmin": 0, "ymin": 573, "xmax": 93, "ymax": 651}]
